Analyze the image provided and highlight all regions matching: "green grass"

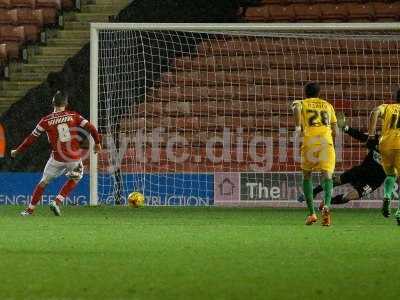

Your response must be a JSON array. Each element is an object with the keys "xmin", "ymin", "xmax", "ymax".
[{"xmin": 0, "ymin": 206, "xmax": 399, "ymax": 300}]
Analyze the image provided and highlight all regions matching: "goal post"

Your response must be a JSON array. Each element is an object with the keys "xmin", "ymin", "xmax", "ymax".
[
  {"xmin": 90, "ymin": 22, "xmax": 400, "ymax": 207},
  {"xmin": 90, "ymin": 25, "xmax": 99, "ymax": 206}
]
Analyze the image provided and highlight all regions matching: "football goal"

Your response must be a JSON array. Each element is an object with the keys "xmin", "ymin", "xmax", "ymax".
[{"xmin": 90, "ymin": 23, "xmax": 400, "ymax": 207}]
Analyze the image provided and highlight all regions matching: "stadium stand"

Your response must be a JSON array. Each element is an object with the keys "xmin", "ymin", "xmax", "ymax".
[
  {"xmin": 0, "ymin": 0, "xmax": 130, "ymax": 114},
  {"xmin": 243, "ymin": 1, "xmax": 400, "ymax": 22}
]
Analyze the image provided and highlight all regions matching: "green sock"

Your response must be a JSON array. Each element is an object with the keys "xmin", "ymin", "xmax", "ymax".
[
  {"xmin": 322, "ymin": 178, "xmax": 333, "ymax": 208},
  {"xmin": 303, "ymin": 179, "xmax": 315, "ymax": 215},
  {"xmin": 384, "ymin": 176, "xmax": 396, "ymax": 200}
]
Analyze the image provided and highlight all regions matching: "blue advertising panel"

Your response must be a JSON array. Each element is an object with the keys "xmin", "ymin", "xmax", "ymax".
[
  {"xmin": 0, "ymin": 172, "xmax": 90, "ymax": 205},
  {"xmin": 98, "ymin": 173, "xmax": 214, "ymax": 206},
  {"xmin": 0, "ymin": 173, "xmax": 214, "ymax": 206}
]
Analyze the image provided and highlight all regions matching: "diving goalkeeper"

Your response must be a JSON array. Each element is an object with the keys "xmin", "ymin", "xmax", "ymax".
[{"xmin": 297, "ymin": 113, "xmax": 386, "ymax": 205}]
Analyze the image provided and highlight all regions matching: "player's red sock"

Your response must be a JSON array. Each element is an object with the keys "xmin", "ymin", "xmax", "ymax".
[
  {"xmin": 55, "ymin": 179, "xmax": 78, "ymax": 205},
  {"xmin": 29, "ymin": 184, "xmax": 45, "ymax": 210}
]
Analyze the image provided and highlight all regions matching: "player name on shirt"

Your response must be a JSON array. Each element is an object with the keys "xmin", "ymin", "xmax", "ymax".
[
  {"xmin": 307, "ymin": 102, "xmax": 329, "ymax": 110},
  {"xmin": 47, "ymin": 115, "xmax": 74, "ymax": 126}
]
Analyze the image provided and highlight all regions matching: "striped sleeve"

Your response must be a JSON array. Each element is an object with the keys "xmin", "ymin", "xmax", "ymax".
[
  {"xmin": 76, "ymin": 113, "xmax": 89, "ymax": 127},
  {"xmin": 32, "ymin": 119, "xmax": 45, "ymax": 137}
]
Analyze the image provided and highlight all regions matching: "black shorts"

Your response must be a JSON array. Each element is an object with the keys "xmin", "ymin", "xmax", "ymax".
[{"xmin": 340, "ymin": 165, "xmax": 384, "ymax": 197}]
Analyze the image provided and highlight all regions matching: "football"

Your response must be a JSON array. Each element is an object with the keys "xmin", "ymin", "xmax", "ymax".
[{"xmin": 127, "ymin": 192, "xmax": 145, "ymax": 208}]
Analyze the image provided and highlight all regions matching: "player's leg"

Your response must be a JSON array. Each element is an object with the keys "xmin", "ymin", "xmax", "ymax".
[
  {"xmin": 297, "ymin": 175, "xmax": 337, "ymax": 203},
  {"xmin": 301, "ymin": 143, "xmax": 319, "ymax": 225},
  {"xmin": 319, "ymin": 144, "xmax": 335, "ymax": 226},
  {"xmin": 380, "ymin": 148, "xmax": 396, "ymax": 218},
  {"xmin": 319, "ymin": 171, "xmax": 333, "ymax": 226},
  {"xmin": 320, "ymin": 146, "xmax": 335, "ymax": 208},
  {"xmin": 392, "ymin": 150, "xmax": 400, "ymax": 225},
  {"xmin": 319, "ymin": 190, "xmax": 360, "ymax": 211},
  {"xmin": 322, "ymin": 167, "xmax": 362, "ymax": 209},
  {"xmin": 21, "ymin": 180, "xmax": 49, "ymax": 216},
  {"xmin": 303, "ymin": 170, "xmax": 318, "ymax": 225},
  {"xmin": 50, "ymin": 161, "xmax": 83, "ymax": 216},
  {"xmin": 337, "ymin": 189, "xmax": 360, "ymax": 204},
  {"xmin": 55, "ymin": 162, "xmax": 83, "ymax": 205},
  {"xmin": 21, "ymin": 157, "xmax": 60, "ymax": 216}
]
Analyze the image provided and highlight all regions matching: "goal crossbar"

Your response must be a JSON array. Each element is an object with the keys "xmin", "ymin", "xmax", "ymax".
[{"xmin": 91, "ymin": 22, "xmax": 400, "ymax": 32}]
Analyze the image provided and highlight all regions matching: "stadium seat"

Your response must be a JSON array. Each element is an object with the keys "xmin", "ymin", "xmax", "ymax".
[
  {"xmin": 373, "ymin": 2, "xmax": 400, "ymax": 20},
  {"xmin": 268, "ymin": 4, "xmax": 296, "ymax": 21},
  {"xmin": 36, "ymin": 0, "xmax": 61, "ymax": 10},
  {"xmin": 62, "ymin": 0, "xmax": 73, "ymax": 10},
  {"xmin": 22, "ymin": 24, "xmax": 39, "ymax": 42},
  {"xmin": 293, "ymin": 4, "xmax": 322, "ymax": 21},
  {"xmin": 37, "ymin": 8, "xmax": 57, "ymax": 25},
  {"xmin": 244, "ymin": 6, "xmax": 269, "ymax": 20},
  {"xmin": 5, "ymin": 41, "xmax": 20, "ymax": 59},
  {"xmin": 0, "ymin": 41, "xmax": 19, "ymax": 60},
  {"xmin": 346, "ymin": 3, "xmax": 373, "ymax": 20},
  {"xmin": 10, "ymin": 0, "xmax": 36, "ymax": 9},
  {"xmin": 0, "ymin": 8, "xmax": 18, "ymax": 24},
  {"xmin": 16, "ymin": 8, "xmax": 44, "ymax": 27},
  {"xmin": 319, "ymin": 3, "xmax": 348, "ymax": 21},
  {"xmin": 0, "ymin": 25, "xmax": 25, "ymax": 43},
  {"xmin": 0, "ymin": 0, "xmax": 11, "ymax": 8}
]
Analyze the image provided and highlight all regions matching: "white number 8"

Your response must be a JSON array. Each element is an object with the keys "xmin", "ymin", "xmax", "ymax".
[{"xmin": 57, "ymin": 123, "xmax": 71, "ymax": 142}]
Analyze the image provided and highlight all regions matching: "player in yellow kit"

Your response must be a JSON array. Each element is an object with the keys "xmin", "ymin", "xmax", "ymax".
[
  {"xmin": 368, "ymin": 88, "xmax": 400, "ymax": 225},
  {"xmin": 292, "ymin": 82, "xmax": 337, "ymax": 226}
]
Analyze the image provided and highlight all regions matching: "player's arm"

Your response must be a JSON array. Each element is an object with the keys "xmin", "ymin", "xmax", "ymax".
[
  {"xmin": 368, "ymin": 106, "xmax": 383, "ymax": 138},
  {"xmin": 336, "ymin": 112, "xmax": 378, "ymax": 148},
  {"xmin": 330, "ymin": 105, "xmax": 338, "ymax": 139},
  {"xmin": 10, "ymin": 121, "xmax": 44, "ymax": 158},
  {"xmin": 291, "ymin": 101, "xmax": 302, "ymax": 134},
  {"xmin": 84, "ymin": 122, "xmax": 102, "ymax": 153},
  {"xmin": 346, "ymin": 126, "xmax": 379, "ymax": 150},
  {"xmin": 79, "ymin": 117, "xmax": 102, "ymax": 153},
  {"xmin": 336, "ymin": 112, "xmax": 364, "ymax": 140},
  {"xmin": 345, "ymin": 127, "xmax": 368, "ymax": 142}
]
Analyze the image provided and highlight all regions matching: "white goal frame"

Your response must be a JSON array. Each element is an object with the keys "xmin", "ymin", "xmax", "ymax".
[{"xmin": 89, "ymin": 22, "xmax": 400, "ymax": 206}]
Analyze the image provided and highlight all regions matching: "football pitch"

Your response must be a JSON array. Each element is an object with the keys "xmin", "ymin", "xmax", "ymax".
[{"xmin": 0, "ymin": 206, "xmax": 399, "ymax": 300}]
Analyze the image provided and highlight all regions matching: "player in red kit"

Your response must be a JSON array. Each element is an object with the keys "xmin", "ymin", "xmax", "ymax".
[{"xmin": 11, "ymin": 91, "xmax": 101, "ymax": 216}]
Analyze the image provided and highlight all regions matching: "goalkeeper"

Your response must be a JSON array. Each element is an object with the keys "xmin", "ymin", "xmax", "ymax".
[{"xmin": 297, "ymin": 113, "xmax": 386, "ymax": 206}]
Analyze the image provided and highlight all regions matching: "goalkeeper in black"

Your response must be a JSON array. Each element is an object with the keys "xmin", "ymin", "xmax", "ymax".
[{"xmin": 297, "ymin": 113, "xmax": 386, "ymax": 206}]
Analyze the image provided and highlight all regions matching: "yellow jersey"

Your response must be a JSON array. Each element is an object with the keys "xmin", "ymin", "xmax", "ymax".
[
  {"xmin": 292, "ymin": 97, "xmax": 337, "ymax": 145},
  {"xmin": 377, "ymin": 103, "xmax": 400, "ymax": 149}
]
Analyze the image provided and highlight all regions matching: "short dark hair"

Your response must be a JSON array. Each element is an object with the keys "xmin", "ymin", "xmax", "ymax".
[
  {"xmin": 304, "ymin": 82, "xmax": 320, "ymax": 98},
  {"xmin": 393, "ymin": 87, "xmax": 400, "ymax": 103},
  {"xmin": 52, "ymin": 91, "xmax": 68, "ymax": 107}
]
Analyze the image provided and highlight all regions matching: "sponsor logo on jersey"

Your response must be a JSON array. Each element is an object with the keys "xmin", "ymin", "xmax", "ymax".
[{"xmin": 48, "ymin": 115, "xmax": 73, "ymax": 126}]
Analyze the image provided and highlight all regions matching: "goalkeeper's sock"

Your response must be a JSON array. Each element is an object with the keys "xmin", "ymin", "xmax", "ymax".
[
  {"xmin": 322, "ymin": 178, "xmax": 333, "ymax": 208},
  {"xmin": 313, "ymin": 185, "xmax": 323, "ymax": 198},
  {"xmin": 331, "ymin": 194, "xmax": 350, "ymax": 205},
  {"xmin": 303, "ymin": 179, "xmax": 315, "ymax": 215},
  {"xmin": 384, "ymin": 176, "xmax": 396, "ymax": 200},
  {"xmin": 55, "ymin": 179, "xmax": 78, "ymax": 205},
  {"xmin": 29, "ymin": 184, "xmax": 45, "ymax": 209}
]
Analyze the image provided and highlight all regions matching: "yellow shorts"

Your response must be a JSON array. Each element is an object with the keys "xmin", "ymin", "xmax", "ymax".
[
  {"xmin": 379, "ymin": 146, "xmax": 400, "ymax": 176},
  {"xmin": 301, "ymin": 143, "xmax": 335, "ymax": 174}
]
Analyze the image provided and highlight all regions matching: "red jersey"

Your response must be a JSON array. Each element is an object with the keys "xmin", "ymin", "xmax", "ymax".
[{"xmin": 17, "ymin": 110, "xmax": 101, "ymax": 162}]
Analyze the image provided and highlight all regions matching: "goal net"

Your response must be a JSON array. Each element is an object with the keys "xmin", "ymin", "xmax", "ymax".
[{"xmin": 90, "ymin": 23, "xmax": 400, "ymax": 207}]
